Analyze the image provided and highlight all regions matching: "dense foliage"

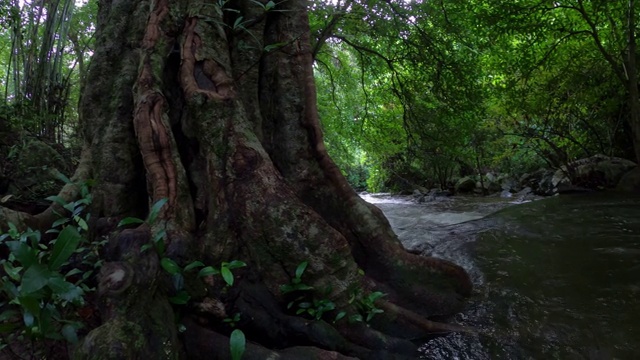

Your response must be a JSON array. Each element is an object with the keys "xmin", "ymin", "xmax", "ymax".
[
  {"xmin": 312, "ymin": 0, "xmax": 640, "ymax": 191},
  {"xmin": 1, "ymin": 0, "xmax": 638, "ymax": 192}
]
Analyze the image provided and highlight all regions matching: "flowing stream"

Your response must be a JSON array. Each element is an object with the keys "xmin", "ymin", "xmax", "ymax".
[{"xmin": 362, "ymin": 192, "xmax": 640, "ymax": 359}]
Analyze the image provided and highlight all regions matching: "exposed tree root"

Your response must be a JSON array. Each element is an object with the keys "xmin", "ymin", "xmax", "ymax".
[
  {"xmin": 377, "ymin": 300, "xmax": 475, "ymax": 335},
  {"xmin": 183, "ymin": 317, "xmax": 358, "ymax": 360},
  {"xmin": 0, "ymin": 146, "xmax": 92, "ymax": 231},
  {"xmin": 63, "ymin": 1, "xmax": 478, "ymax": 359},
  {"xmin": 74, "ymin": 225, "xmax": 180, "ymax": 360}
]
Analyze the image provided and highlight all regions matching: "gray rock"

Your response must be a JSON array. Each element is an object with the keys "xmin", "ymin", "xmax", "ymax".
[{"xmin": 455, "ymin": 176, "xmax": 476, "ymax": 193}]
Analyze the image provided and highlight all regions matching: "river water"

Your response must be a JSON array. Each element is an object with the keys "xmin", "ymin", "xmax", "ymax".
[{"xmin": 362, "ymin": 192, "xmax": 640, "ymax": 360}]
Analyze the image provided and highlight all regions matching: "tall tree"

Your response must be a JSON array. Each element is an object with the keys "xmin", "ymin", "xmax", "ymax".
[{"xmin": 2, "ymin": 0, "xmax": 471, "ymax": 358}]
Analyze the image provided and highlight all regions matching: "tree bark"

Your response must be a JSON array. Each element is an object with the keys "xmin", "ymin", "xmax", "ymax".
[
  {"xmin": 67, "ymin": 0, "xmax": 472, "ymax": 358},
  {"xmin": 626, "ymin": 0, "xmax": 640, "ymax": 164}
]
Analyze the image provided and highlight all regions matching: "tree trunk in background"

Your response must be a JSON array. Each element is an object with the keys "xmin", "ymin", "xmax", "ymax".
[
  {"xmin": 627, "ymin": 0, "xmax": 640, "ymax": 164},
  {"xmin": 74, "ymin": 0, "xmax": 472, "ymax": 358}
]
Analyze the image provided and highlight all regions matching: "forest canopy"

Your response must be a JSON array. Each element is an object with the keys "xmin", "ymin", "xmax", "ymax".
[{"xmin": 1, "ymin": 0, "xmax": 638, "ymax": 193}]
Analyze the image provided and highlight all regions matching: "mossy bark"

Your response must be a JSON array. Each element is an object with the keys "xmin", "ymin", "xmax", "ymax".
[{"xmin": 71, "ymin": 0, "xmax": 473, "ymax": 358}]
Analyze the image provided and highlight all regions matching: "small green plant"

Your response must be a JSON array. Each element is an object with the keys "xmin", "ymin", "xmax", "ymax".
[
  {"xmin": 0, "ymin": 177, "xmax": 98, "ymax": 350},
  {"xmin": 199, "ymin": 260, "xmax": 247, "ymax": 287},
  {"xmin": 280, "ymin": 261, "xmax": 314, "ymax": 295},
  {"xmin": 295, "ymin": 298, "xmax": 337, "ymax": 321},
  {"xmin": 223, "ymin": 312, "xmax": 241, "ymax": 327},
  {"xmin": 280, "ymin": 261, "xmax": 344, "ymax": 322},
  {"xmin": 229, "ymin": 328, "xmax": 246, "ymax": 360},
  {"xmin": 349, "ymin": 290, "xmax": 386, "ymax": 323}
]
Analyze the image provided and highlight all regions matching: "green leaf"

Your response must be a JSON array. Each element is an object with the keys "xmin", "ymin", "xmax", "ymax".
[
  {"xmin": 61, "ymin": 323, "xmax": 79, "ymax": 344},
  {"xmin": 21, "ymin": 264, "xmax": 51, "ymax": 294},
  {"xmin": 265, "ymin": 0, "xmax": 275, "ymax": 10},
  {"xmin": 229, "ymin": 329, "xmax": 246, "ymax": 360},
  {"xmin": 0, "ymin": 309, "xmax": 19, "ymax": 323},
  {"xmin": 52, "ymin": 218, "xmax": 70, "ymax": 228},
  {"xmin": 366, "ymin": 312, "xmax": 376, "ymax": 322},
  {"xmin": 172, "ymin": 273, "xmax": 184, "ymax": 291},
  {"xmin": 147, "ymin": 198, "xmax": 168, "ymax": 225},
  {"xmin": 198, "ymin": 266, "xmax": 219, "ymax": 277},
  {"xmin": 169, "ymin": 290, "xmax": 190, "ymax": 305},
  {"xmin": 264, "ymin": 42, "xmax": 286, "ymax": 52},
  {"xmin": 6, "ymin": 241, "xmax": 37, "ymax": 267},
  {"xmin": 63, "ymin": 202, "xmax": 75, "ymax": 213},
  {"xmin": 48, "ymin": 226, "xmax": 81, "ymax": 271},
  {"xmin": 74, "ymin": 216, "xmax": 89, "ymax": 232},
  {"xmin": 298, "ymin": 302, "xmax": 311, "ymax": 309},
  {"xmin": 117, "ymin": 217, "xmax": 144, "ymax": 227},
  {"xmin": 233, "ymin": 16, "xmax": 244, "ymax": 29},
  {"xmin": 140, "ymin": 244, "xmax": 153, "ymax": 253},
  {"xmin": 3, "ymin": 262, "xmax": 23, "ymax": 281},
  {"xmin": 248, "ymin": 0, "xmax": 266, "ymax": 9},
  {"xmin": 0, "ymin": 310, "xmax": 19, "ymax": 334},
  {"xmin": 295, "ymin": 261, "xmax": 308, "ymax": 279},
  {"xmin": 53, "ymin": 171, "xmax": 72, "ymax": 184},
  {"xmin": 183, "ymin": 261, "xmax": 204, "ymax": 272},
  {"xmin": 156, "ymin": 239, "xmax": 166, "ymax": 257},
  {"xmin": 294, "ymin": 284, "xmax": 313, "ymax": 291},
  {"xmin": 368, "ymin": 291, "xmax": 385, "ymax": 302},
  {"xmin": 1, "ymin": 281, "xmax": 19, "ymax": 298},
  {"xmin": 22, "ymin": 311, "xmax": 35, "ymax": 328},
  {"xmin": 65, "ymin": 268, "xmax": 82, "ymax": 277},
  {"xmin": 47, "ymin": 277, "xmax": 84, "ymax": 302},
  {"xmin": 221, "ymin": 266, "xmax": 234, "ymax": 286},
  {"xmin": 45, "ymin": 195, "xmax": 68, "ymax": 207},
  {"xmin": 161, "ymin": 258, "xmax": 181, "ymax": 275},
  {"xmin": 17, "ymin": 296, "xmax": 41, "ymax": 318},
  {"xmin": 334, "ymin": 311, "xmax": 346, "ymax": 322},
  {"xmin": 225, "ymin": 260, "xmax": 247, "ymax": 270},
  {"xmin": 153, "ymin": 229, "xmax": 167, "ymax": 243}
]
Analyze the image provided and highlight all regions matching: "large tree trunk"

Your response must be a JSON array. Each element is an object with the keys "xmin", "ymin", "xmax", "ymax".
[{"xmin": 70, "ymin": 0, "xmax": 472, "ymax": 358}]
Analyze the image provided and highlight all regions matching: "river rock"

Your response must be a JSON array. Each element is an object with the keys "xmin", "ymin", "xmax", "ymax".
[
  {"xmin": 554, "ymin": 155, "xmax": 636, "ymax": 190},
  {"xmin": 617, "ymin": 167, "xmax": 640, "ymax": 192},
  {"xmin": 533, "ymin": 170, "xmax": 556, "ymax": 196},
  {"xmin": 455, "ymin": 176, "xmax": 476, "ymax": 193},
  {"xmin": 499, "ymin": 175, "xmax": 520, "ymax": 192}
]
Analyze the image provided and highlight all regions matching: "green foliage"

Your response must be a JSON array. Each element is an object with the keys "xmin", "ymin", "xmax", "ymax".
[
  {"xmin": 229, "ymin": 328, "xmax": 246, "ymax": 360},
  {"xmin": 349, "ymin": 290, "xmax": 385, "ymax": 323},
  {"xmin": 280, "ymin": 262, "xmax": 345, "ymax": 322},
  {"xmin": 198, "ymin": 260, "xmax": 247, "ymax": 287},
  {"xmin": 280, "ymin": 261, "xmax": 314, "ymax": 295},
  {"xmin": 1, "ymin": 0, "xmax": 97, "ymax": 145},
  {"xmin": 223, "ymin": 312, "xmax": 241, "ymax": 328},
  {"xmin": 0, "ymin": 179, "xmax": 100, "ymax": 350}
]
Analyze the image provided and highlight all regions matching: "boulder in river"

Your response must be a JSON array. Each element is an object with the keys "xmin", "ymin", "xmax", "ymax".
[
  {"xmin": 555, "ymin": 155, "xmax": 636, "ymax": 191},
  {"xmin": 455, "ymin": 176, "xmax": 476, "ymax": 193},
  {"xmin": 617, "ymin": 167, "xmax": 640, "ymax": 192}
]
